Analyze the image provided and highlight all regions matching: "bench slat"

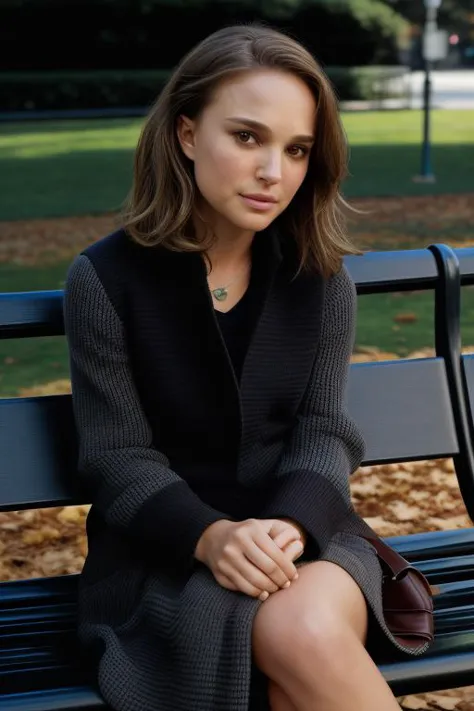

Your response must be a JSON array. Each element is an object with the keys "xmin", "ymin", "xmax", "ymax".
[
  {"xmin": 2, "ymin": 647, "xmax": 474, "ymax": 705},
  {"xmin": 1, "ymin": 248, "xmax": 474, "ymax": 339},
  {"xmin": 0, "ymin": 396, "xmax": 80, "ymax": 511},
  {"xmin": 381, "ymin": 645, "xmax": 474, "ymax": 696},
  {"xmin": 462, "ymin": 354, "xmax": 474, "ymax": 416},
  {"xmin": 0, "ymin": 358, "xmax": 460, "ymax": 511},
  {"xmin": 0, "ymin": 685, "xmax": 107, "ymax": 710},
  {"xmin": 348, "ymin": 358, "xmax": 458, "ymax": 463},
  {"xmin": 0, "ymin": 291, "xmax": 64, "ymax": 339}
]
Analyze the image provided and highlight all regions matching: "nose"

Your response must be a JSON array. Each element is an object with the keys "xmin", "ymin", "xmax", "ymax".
[{"xmin": 257, "ymin": 149, "xmax": 282, "ymax": 185}]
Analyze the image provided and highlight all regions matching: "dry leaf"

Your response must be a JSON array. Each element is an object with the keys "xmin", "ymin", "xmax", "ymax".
[
  {"xmin": 394, "ymin": 312, "xmax": 418, "ymax": 324},
  {"xmin": 431, "ymin": 700, "xmax": 462, "ymax": 710},
  {"xmin": 455, "ymin": 701, "xmax": 474, "ymax": 710},
  {"xmin": 22, "ymin": 526, "xmax": 61, "ymax": 545},
  {"xmin": 57, "ymin": 506, "xmax": 90, "ymax": 524},
  {"xmin": 389, "ymin": 501, "xmax": 422, "ymax": 521},
  {"xmin": 399, "ymin": 697, "xmax": 430, "ymax": 709}
]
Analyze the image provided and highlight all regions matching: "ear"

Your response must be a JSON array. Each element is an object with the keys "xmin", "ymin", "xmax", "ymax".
[{"xmin": 176, "ymin": 115, "xmax": 196, "ymax": 161}]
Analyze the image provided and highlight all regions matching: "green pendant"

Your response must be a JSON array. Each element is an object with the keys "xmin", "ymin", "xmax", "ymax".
[{"xmin": 212, "ymin": 288, "xmax": 228, "ymax": 301}]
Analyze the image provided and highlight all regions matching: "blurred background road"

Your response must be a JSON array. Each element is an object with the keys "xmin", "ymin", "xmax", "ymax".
[{"xmin": 410, "ymin": 68, "xmax": 474, "ymax": 107}]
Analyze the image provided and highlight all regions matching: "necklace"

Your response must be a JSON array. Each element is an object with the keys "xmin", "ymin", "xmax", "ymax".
[
  {"xmin": 208, "ymin": 263, "xmax": 250, "ymax": 302},
  {"xmin": 210, "ymin": 282, "xmax": 236, "ymax": 302}
]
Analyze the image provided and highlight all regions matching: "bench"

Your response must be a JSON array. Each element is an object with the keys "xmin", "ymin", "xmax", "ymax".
[{"xmin": 2, "ymin": 243, "xmax": 474, "ymax": 710}]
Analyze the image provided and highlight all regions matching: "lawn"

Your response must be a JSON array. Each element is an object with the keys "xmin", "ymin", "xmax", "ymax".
[
  {"xmin": 0, "ymin": 109, "xmax": 473, "ymax": 396},
  {"xmin": 0, "ymin": 110, "xmax": 473, "ymax": 221}
]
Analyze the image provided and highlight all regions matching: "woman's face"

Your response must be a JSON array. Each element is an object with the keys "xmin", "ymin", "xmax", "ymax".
[{"xmin": 177, "ymin": 68, "xmax": 316, "ymax": 238}]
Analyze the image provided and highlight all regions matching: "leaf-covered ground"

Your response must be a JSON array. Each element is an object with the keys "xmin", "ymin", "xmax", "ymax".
[
  {"xmin": 0, "ymin": 193, "xmax": 473, "ymax": 266},
  {"xmin": 1, "ymin": 195, "xmax": 474, "ymax": 709}
]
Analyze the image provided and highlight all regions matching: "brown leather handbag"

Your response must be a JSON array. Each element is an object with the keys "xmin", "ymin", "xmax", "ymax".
[{"xmin": 362, "ymin": 533, "xmax": 436, "ymax": 651}]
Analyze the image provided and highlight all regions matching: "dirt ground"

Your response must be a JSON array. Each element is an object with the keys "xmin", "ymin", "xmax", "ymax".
[
  {"xmin": 0, "ymin": 193, "xmax": 473, "ymax": 266},
  {"xmin": 2, "ymin": 196, "xmax": 474, "ymax": 709}
]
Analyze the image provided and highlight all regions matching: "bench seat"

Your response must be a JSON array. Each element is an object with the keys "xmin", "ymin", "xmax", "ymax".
[{"xmin": 2, "ymin": 528, "xmax": 474, "ymax": 704}]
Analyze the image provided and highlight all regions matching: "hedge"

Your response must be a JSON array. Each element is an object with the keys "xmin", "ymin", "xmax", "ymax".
[{"xmin": 0, "ymin": 66, "xmax": 411, "ymax": 114}]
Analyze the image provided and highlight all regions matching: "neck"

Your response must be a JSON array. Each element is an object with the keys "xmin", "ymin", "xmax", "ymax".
[
  {"xmin": 196, "ymin": 224, "xmax": 255, "ymax": 272},
  {"xmin": 206, "ymin": 233, "xmax": 254, "ymax": 272},
  {"xmin": 193, "ymin": 203, "xmax": 255, "ymax": 271}
]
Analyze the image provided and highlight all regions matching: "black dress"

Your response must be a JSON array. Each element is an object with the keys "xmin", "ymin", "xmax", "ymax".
[
  {"xmin": 214, "ymin": 269, "xmax": 261, "ymax": 385},
  {"xmin": 63, "ymin": 226, "xmax": 427, "ymax": 711}
]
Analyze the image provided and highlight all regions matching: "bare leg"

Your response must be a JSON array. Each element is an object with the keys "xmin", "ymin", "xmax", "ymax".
[
  {"xmin": 274, "ymin": 626, "xmax": 401, "ymax": 711},
  {"xmin": 268, "ymin": 681, "xmax": 298, "ymax": 711},
  {"xmin": 253, "ymin": 560, "xmax": 400, "ymax": 711}
]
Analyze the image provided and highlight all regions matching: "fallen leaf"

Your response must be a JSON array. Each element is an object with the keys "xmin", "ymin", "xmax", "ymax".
[
  {"xmin": 399, "ymin": 697, "xmax": 430, "ymax": 709},
  {"xmin": 422, "ymin": 692, "xmax": 462, "ymax": 709},
  {"xmin": 394, "ymin": 312, "xmax": 418, "ymax": 324}
]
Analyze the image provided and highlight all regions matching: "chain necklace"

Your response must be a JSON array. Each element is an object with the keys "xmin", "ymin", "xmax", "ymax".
[
  {"xmin": 208, "ymin": 263, "xmax": 250, "ymax": 302},
  {"xmin": 210, "ymin": 281, "xmax": 238, "ymax": 302}
]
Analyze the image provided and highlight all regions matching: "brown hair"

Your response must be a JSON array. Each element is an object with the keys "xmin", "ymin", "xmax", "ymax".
[{"xmin": 122, "ymin": 23, "xmax": 361, "ymax": 278}]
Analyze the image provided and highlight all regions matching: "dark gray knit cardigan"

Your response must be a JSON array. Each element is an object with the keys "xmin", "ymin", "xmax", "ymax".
[{"xmin": 63, "ymin": 227, "xmax": 432, "ymax": 711}]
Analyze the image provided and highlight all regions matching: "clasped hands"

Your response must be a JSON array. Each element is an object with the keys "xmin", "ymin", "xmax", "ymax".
[{"xmin": 195, "ymin": 517, "xmax": 307, "ymax": 602}]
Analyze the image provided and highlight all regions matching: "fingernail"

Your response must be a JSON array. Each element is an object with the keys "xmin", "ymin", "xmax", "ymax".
[
  {"xmin": 260, "ymin": 591, "xmax": 269, "ymax": 601},
  {"xmin": 283, "ymin": 581, "xmax": 291, "ymax": 589},
  {"xmin": 293, "ymin": 573, "xmax": 299, "ymax": 581}
]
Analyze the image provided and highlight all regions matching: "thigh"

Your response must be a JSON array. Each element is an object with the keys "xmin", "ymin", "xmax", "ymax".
[{"xmin": 252, "ymin": 559, "xmax": 369, "ymax": 665}]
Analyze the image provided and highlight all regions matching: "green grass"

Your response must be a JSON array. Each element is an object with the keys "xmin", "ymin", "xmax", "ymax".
[
  {"xmin": 343, "ymin": 109, "xmax": 474, "ymax": 197},
  {"xmin": 0, "ymin": 118, "xmax": 137, "ymax": 220},
  {"xmin": 1, "ymin": 109, "xmax": 473, "ymax": 395},
  {"xmin": 0, "ymin": 110, "xmax": 473, "ymax": 221},
  {"xmin": 0, "ymin": 262, "xmax": 71, "ymax": 396}
]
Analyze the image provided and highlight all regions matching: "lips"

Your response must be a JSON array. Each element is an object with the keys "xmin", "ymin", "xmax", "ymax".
[
  {"xmin": 241, "ymin": 194, "xmax": 277, "ymax": 203},
  {"xmin": 240, "ymin": 194, "xmax": 278, "ymax": 212}
]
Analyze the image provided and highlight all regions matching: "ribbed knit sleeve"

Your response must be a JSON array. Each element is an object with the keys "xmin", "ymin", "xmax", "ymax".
[
  {"xmin": 260, "ymin": 264, "xmax": 366, "ymax": 556},
  {"xmin": 63, "ymin": 255, "xmax": 228, "ymax": 567}
]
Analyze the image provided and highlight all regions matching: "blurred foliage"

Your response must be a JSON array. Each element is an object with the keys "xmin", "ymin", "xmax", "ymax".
[
  {"xmin": 381, "ymin": 0, "xmax": 473, "ymax": 29},
  {"xmin": 315, "ymin": 0, "xmax": 408, "ymax": 35},
  {"xmin": 0, "ymin": 0, "xmax": 408, "ymax": 71},
  {"xmin": 0, "ymin": 66, "xmax": 411, "ymax": 112}
]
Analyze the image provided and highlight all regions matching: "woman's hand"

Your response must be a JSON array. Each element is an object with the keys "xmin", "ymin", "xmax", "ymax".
[
  {"xmin": 272, "ymin": 517, "xmax": 307, "ymax": 561},
  {"xmin": 194, "ymin": 518, "xmax": 301, "ymax": 601}
]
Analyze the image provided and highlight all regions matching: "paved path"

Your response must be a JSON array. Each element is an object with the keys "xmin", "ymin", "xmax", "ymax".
[
  {"xmin": 409, "ymin": 70, "xmax": 474, "ymax": 109},
  {"xmin": 340, "ymin": 69, "xmax": 474, "ymax": 112}
]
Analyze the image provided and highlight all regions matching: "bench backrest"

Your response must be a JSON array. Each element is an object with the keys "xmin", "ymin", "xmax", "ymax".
[{"xmin": 1, "ymin": 245, "xmax": 474, "ymax": 519}]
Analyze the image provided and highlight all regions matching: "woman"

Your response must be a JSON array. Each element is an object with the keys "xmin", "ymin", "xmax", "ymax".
[{"xmin": 63, "ymin": 23, "xmax": 432, "ymax": 711}]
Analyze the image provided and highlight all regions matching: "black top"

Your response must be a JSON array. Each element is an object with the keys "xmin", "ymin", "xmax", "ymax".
[{"xmin": 215, "ymin": 261, "xmax": 261, "ymax": 383}]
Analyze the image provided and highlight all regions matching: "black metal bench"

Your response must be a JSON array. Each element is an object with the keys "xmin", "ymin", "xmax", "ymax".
[{"xmin": 2, "ymin": 244, "xmax": 474, "ymax": 710}]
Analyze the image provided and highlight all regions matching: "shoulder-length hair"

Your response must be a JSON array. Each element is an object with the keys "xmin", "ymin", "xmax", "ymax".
[{"xmin": 122, "ymin": 23, "xmax": 361, "ymax": 278}]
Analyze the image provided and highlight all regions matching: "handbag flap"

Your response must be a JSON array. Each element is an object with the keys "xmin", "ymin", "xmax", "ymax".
[{"xmin": 363, "ymin": 534, "xmax": 415, "ymax": 578}]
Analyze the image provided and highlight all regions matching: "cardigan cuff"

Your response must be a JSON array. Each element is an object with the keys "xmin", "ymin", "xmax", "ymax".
[
  {"xmin": 260, "ymin": 470, "xmax": 353, "ymax": 558},
  {"xmin": 129, "ymin": 480, "xmax": 229, "ymax": 567}
]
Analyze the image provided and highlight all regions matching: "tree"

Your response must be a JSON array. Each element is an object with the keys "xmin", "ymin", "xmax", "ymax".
[{"xmin": 381, "ymin": 0, "xmax": 473, "ymax": 30}]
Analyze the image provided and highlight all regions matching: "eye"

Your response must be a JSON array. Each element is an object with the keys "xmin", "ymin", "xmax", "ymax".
[
  {"xmin": 234, "ymin": 130, "xmax": 257, "ymax": 145},
  {"xmin": 287, "ymin": 145, "xmax": 309, "ymax": 159}
]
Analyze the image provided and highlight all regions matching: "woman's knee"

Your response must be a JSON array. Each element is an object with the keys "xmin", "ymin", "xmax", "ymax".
[
  {"xmin": 289, "ymin": 612, "xmax": 361, "ymax": 666},
  {"xmin": 253, "ymin": 605, "xmax": 360, "ymax": 679},
  {"xmin": 252, "ymin": 560, "xmax": 370, "ymax": 680}
]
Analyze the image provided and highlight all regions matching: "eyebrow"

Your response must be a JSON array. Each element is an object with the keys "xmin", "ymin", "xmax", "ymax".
[{"xmin": 225, "ymin": 117, "xmax": 315, "ymax": 144}]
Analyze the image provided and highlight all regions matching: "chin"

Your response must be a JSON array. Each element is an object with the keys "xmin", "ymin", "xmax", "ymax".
[{"xmin": 231, "ymin": 212, "xmax": 276, "ymax": 232}]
